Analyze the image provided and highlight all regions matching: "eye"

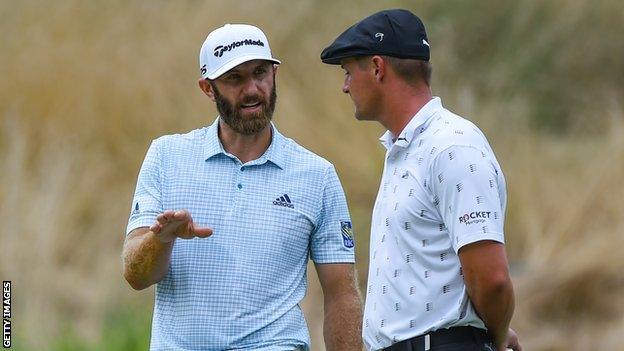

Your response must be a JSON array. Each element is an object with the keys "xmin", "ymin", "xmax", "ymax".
[
  {"xmin": 254, "ymin": 66, "xmax": 268, "ymax": 76},
  {"xmin": 225, "ymin": 73, "xmax": 241, "ymax": 81}
]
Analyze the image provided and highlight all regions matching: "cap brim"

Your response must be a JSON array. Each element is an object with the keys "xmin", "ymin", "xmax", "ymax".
[
  {"xmin": 321, "ymin": 53, "xmax": 363, "ymax": 65},
  {"xmin": 206, "ymin": 55, "xmax": 281, "ymax": 80},
  {"xmin": 320, "ymin": 46, "xmax": 377, "ymax": 65},
  {"xmin": 321, "ymin": 50, "xmax": 430, "ymax": 65},
  {"xmin": 321, "ymin": 55, "xmax": 345, "ymax": 65}
]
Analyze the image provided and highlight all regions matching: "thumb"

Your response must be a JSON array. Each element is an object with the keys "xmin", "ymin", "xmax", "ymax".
[{"xmin": 192, "ymin": 225, "xmax": 213, "ymax": 238}]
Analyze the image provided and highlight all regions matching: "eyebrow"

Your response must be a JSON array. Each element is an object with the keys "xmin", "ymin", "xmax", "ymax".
[
  {"xmin": 254, "ymin": 62, "xmax": 271, "ymax": 69},
  {"xmin": 225, "ymin": 62, "xmax": 270, "ymax": 76}
]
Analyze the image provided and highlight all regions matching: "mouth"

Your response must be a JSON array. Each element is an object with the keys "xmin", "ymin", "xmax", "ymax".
[{"xmin": 240, "ymin": 101, "xmax": 263, "ymax": 113}]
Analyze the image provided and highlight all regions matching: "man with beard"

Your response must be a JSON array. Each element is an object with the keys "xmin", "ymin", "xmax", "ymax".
[{"xmin": 123, "ymin": 24, "xmax": 363, "ymax": 351}]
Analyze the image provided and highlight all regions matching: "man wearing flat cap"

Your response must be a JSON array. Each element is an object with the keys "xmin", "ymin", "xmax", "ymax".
[
  {"xmin": 322, "ymin": 9, "xmax": 521, "ymax": 351},
  {"xmin": 122, "ymin": 23, "xmax": 363, "ymax": 351}
]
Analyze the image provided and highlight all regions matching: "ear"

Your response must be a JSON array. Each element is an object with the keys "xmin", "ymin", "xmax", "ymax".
[
  {"xmin": 198, "ymin": 79, "xmax": 216, "ymax": 102},
  {"xmin": 370, "ymin": 55, "xmax": 386, "ymax": 82},
  {"xmin": 272, "ymin": 64, "xmax": 279, "ymax": 80}
]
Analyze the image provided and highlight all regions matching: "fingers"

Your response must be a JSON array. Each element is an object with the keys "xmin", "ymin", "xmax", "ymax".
[
  {"xmin": 162, "ymin": 209, "xmax": 176, "ymax": 220},
  {"xmin": 155, "ymin": 210, "xmax": 185, "ymax": 225},
  {"xmin": 506, "ymin": 328, "xmax": 522, "ymax": 351},
  {"xmin": 149, "ymin": 222, "xmax": 161, "ymax": 233},
  {"xmin": 172, "ymin": 209, "xmax": 191, "ymax": 221},
  {"xmin": 152, "ymin": 210, "xmax": 173, "ymax": 233},
  {"xmin": 150, "ymin": 210, "xmax": 181, "ymax": 235},
  {"xmin": 151, "ymin": 209, "xmax": 213, "ymax": 239},
  {"xmin": 154, "ymin": 210, "xmax": 174, "ymax": 226}
]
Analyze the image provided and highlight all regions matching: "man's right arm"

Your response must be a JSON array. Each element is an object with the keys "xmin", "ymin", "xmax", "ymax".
[
  {"xmin": 122, "ymin": 227, "xmax": 174, "ymax": 290},
  {"xmin": 123, "ymin": 209, "xmax": 213, "ymax": 290}
]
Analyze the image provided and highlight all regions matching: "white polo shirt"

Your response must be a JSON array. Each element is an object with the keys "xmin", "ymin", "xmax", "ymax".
[{"xmin": 362, "ymin": 97, "xmax": 507, "ymax": 350}]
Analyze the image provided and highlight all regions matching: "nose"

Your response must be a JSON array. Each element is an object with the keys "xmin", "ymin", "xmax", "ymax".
[
  {"xmin": 342, "ymin": 76, "xmax": 350, "ymax": 94},
  {"xmin": 242, "ymin": 78, "xmax": 260, "ymax": 96}
]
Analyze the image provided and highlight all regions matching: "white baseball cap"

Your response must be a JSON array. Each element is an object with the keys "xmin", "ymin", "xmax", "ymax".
[{"xmin": 199, "ymin": 24, "xmax": 281, "ymax": 80}]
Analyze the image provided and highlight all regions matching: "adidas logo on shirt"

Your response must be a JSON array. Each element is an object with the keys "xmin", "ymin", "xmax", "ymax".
[{"xmin": 273, "ymin": 194, "xmax": 294, "ymax": 208}]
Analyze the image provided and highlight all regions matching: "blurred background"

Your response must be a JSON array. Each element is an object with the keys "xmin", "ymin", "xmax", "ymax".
[{"xmin": 1, "ymin": 0, "xmax": 623, "ymax": 350}]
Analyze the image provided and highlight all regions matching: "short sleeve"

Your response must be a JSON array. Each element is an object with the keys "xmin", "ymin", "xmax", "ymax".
[
  {"xmin": 431, "ymin": 145, "xmax": 505, "ymax": 253},
  {"xmin": 309, "ymin": 165, "xmax": 356, "ymax": 263},
  {"xmin": 126, "ymin": 139, "xmax": 164, "ymax": 235}
]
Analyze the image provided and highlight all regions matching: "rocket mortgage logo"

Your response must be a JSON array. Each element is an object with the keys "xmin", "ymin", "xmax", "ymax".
[{"xmin": 458, "ymin": 211, "xmax": 491, "ymax": 225}]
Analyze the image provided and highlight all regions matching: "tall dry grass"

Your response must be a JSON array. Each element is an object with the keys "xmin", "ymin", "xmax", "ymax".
[{"xmin": 1, "ymin": 1, "xmax": 623, "ymax": 350}]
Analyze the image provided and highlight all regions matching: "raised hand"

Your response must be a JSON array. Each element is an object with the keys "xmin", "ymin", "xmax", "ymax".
[{"xmin": 149, "ymin": 209, "xmax": 213, "ymax": 243}]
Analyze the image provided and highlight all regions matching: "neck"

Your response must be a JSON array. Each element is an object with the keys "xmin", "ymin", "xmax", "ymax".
[
  {"xmin": 218, "ymin": 120, "xmax": 272, "ymax": 164},
  {"xmin": 379, "ymin": 83, "xmax": 433, "ymax": 137}
]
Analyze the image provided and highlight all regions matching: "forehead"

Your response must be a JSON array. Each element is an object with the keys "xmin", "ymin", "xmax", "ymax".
[
  {"xmin": 225, "ymin": 59, "xmax": 272, "ymax": 74},
  {"xmin": 340, "ymin": 57, "xmax": 362, "ymax": 69}
]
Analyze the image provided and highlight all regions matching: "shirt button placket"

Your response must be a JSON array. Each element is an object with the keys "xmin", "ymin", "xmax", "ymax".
[
  {"xmin": 237, "ymin": 166, "xmax": 245, "ymax": 191},
  {"xmin": 232, "ymin": 165, "xmax": 245, "ymax": 210}
]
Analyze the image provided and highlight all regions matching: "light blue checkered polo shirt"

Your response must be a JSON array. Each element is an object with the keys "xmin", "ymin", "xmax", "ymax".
[{"xmin": 127, "ymin": 118, "xmax": 355, "ymax": 351}]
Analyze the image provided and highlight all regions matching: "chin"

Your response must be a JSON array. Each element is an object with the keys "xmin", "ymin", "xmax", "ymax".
[{"xmin": 354, "ymin": 111, "xmax": 374, "ymax": 121}]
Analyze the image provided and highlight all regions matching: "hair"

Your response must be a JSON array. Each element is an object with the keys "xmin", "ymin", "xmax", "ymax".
[
  {"xmin": 356, "ymin": 56, "xmax": 432, "ymax": 87},
  {"xmin": 384, "ymin": 56, "xmax": 432, "ymax": 86}
]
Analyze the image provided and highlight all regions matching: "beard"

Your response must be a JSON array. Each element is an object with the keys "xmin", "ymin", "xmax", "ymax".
[{"xmin": 210, "ymin": 78, "xmax": 277, "ymax": 135}]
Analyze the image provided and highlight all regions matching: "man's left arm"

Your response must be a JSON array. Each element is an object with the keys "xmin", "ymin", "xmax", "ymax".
[
  {"xmin": 459, "ymin": 241, "xmax": 516, "ymax": 350},
  {"xmin": 431, "ymin": 145, "xmax": 520, "ymax": 350},
  {"xmin": 315, "ymin": 263, "xmax": 363, "ymax": 351}
]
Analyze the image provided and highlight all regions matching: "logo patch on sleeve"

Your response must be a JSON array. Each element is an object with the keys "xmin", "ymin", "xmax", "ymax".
[
  {"xmin": 132, "ymin": 202, "xmax": 140, "ymax": 215},
  {"xmin": 340, "ymin": 221, "xmax": 355, "ymax": 248}
]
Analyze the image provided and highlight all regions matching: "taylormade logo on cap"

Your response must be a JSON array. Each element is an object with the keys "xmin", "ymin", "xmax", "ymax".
[
  {"xmin": 199, "ymin": 23, "xmax": 280, "ymax": 80},
  {"xmin": 214, "ymin": 39, "xmax": 265, "ymax": 58}
]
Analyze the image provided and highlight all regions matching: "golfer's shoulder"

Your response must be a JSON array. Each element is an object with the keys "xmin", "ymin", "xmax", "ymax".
[
  {"xmin": 152, "ymin": 128, "xmax": 206, "ymax": 148},
  {"xmin": 279, "ymin": 135, "xmax": 334, "ymax": 173},
  {"xmin": 425, "ymin": 110, "xmax": 490, "ymax": 155},
  {"xmin": 150, "ymin": 127, "xmax": 208, "ymax": 155}
]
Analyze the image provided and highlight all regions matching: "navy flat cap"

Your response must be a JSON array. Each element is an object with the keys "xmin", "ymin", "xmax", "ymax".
[{"xmin": 321, "ymin": 9, "xmax": 430, "ymax": 65}]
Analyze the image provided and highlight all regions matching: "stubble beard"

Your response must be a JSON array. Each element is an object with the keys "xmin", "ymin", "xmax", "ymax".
[
  {"xmin": 354, "ymin": 103, "xmax": 371, "ymax": 121},
  {"xmin": 351, "ymin": 92, "xmax": 379, "ymax": 122},
  {"xmin": 211, "ymin": 80, "xmax": 277, "ymax": 135}
]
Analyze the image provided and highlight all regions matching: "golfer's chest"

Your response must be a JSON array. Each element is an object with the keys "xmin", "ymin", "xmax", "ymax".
[
  {"xmin": 376, "ymin": 152, "xmax": 440, "ymax": 223},
  {"xmin": 164, "ymin": 167, "xmax": 317, "ymax": 242}
]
